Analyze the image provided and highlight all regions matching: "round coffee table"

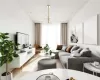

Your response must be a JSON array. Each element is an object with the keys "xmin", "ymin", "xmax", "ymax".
[
  {"xmin": 14, "ymin": 69, "xmax": 100, "ymax": 80},
  {"xmin": 83, "ymin": 62, "xmax": 100, "ymax": 76}
]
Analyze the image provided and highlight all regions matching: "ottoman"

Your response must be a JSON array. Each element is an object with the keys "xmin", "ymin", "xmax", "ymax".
[{"xmin": 38, "ymin": 58, "xmax": 56, "ymax": 70}]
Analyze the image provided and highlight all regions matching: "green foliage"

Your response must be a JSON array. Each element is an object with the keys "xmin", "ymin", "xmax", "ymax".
[
  {"xmin": 0, "ymin": 33, "xmax": 19, "ymax": 67},
  {"xmin": 43, "ymin": 44, "xmax": 50, "ymax": 52}
]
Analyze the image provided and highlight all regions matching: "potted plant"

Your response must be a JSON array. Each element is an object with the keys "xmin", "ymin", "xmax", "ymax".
[
  {"xmin": 43, "ymin": 44, "xmax": 50, "ymax": 55},
  {"xmin": 0, "ymin": 33, "xmax": 19, "ymax": 80}
]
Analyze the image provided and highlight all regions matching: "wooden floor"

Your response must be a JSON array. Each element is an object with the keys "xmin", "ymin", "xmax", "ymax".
[
  {"xmin": 13, "ymin": 54, "xmax": 63, "ymax": 80},
  {"xmin": 12, "ymin": 54, "xmax": 39, "ymax": 77}
]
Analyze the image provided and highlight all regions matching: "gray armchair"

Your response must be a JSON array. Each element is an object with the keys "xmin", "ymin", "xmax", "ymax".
[{"xmin": 67, "ymin": 57, "xmax": 100, "ymax": 71}]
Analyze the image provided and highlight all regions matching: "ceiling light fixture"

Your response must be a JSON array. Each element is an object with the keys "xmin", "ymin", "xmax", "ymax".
[{"xmin": 47, "ymin": 5, "xmax": 50, "ymax": 23}]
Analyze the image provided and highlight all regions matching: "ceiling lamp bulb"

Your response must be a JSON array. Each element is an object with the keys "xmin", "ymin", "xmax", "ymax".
[{"xmin": 47, "ymin": 5, "xmax": 50, "ymax": 8}]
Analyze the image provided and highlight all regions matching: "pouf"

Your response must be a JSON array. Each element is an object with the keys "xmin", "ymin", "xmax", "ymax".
[{"xmin": 38, "ymin": 58, "xmax": 56, "ymax": 70}]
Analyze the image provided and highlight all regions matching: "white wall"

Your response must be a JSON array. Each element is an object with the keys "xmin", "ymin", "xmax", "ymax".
[
  {"xmin": 0, "ymin": 0, "xmax": 35, "ymax": 74},
  {"xmin": 68, "ymin": 0, "xmax": 100, "ymax": 57},
  {"xmin": 0, "ymin": 0, "xmax": 35, "ymax": 45}
]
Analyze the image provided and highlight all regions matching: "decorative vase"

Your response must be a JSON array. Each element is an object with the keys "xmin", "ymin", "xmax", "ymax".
[
  {"xmin": 1, "ymin": 72, "xmax": 13, "ymax": 80},
  {"xmin": 49, "ymin": 50, "xmax": 52, "ymax": 55}
]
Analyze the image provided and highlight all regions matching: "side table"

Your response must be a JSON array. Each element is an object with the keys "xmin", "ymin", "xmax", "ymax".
[{"xmin": 83, "ymin": 62, "xmax": 100, "ymax": 76}]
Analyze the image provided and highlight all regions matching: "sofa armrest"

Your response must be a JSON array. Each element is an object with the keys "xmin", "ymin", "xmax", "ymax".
[{"xmin": 67, "ymin": 57, "xmax": 100, "ymax": 71}]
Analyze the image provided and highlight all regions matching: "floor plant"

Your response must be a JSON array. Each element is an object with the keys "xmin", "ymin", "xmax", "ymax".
[{"xmin": 0, "ymin": 33, "xmax": 19, "ymax": 80}]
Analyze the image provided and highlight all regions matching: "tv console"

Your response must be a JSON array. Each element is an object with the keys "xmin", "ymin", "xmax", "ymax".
[
  {"xmin": 9, "ymin": 48, "xmax": 35, "ymax": 68},
  {"xmin": 0, "ymin": 48, "xmax": 35, "ymax": 74}
]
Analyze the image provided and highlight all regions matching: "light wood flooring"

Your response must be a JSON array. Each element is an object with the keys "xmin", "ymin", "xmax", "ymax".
[{"xmin": 13, "ymin": 54, "xmax": 63, "ymax": 80}]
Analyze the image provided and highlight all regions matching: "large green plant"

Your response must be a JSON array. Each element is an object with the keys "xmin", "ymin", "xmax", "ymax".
[{"xmin": 0, "ymin": 33, "xmax": 19, "ymax": 75}]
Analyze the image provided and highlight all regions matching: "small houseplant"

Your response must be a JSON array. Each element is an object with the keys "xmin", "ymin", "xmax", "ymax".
[
  {"xmin": 0, "ymin": 33, "xmax": 19, "ymax": 80},
  {"xmin": 43, "ymin": 44, "xmax": 50, "ymax": 55}
]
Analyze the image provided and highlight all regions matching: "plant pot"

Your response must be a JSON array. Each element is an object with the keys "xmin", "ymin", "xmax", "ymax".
[
  {"xmin": 1, "ymin": 72, "xmax": 13, "ymax": 80},
  {"xmin": 45, "ymin": 53, "xmax": 48, "ymax": 55}
]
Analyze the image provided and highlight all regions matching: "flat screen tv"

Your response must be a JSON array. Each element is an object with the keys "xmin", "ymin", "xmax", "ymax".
[{"xmin": 15, "ymin": 32, "xmax": 29, "ymax": 49}]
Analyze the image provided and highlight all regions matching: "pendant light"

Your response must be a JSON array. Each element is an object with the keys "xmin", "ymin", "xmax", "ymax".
[{"xmin": 47, "ymin": 5, "xmax": 50, "ymax": 23}]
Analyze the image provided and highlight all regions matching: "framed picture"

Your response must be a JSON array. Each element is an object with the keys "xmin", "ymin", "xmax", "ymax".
[
  {"xmin": 70, "ymin": 26, "xmax": 78, "ymax": 43},
  {"xmin": 70, "ymin": 23, "xmax": 83, "ymax": 43}
]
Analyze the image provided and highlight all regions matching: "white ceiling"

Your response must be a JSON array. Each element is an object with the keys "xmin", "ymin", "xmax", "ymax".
[{"xmin": 17, "ymin": 0, "xmax": 89, "ymax": 23}]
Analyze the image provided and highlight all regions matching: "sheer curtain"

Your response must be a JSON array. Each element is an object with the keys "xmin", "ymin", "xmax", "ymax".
[{"xmin": 41, "ymin": 23, "xmax": 60, "ymax": 49}]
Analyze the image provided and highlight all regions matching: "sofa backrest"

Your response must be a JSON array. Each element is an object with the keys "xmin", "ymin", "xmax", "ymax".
[
  {"xmin": 78, "ymin": 45, "xmax": 100, "ymax": 58},
  {"xmin": 70, "ymin": 44, "xmax": 100, "ymax": 58}
]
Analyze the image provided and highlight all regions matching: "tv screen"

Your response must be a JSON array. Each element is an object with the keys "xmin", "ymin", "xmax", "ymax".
[{"xmin": 16, "ymin": 32, "xmax": 29, "ymax": 49}]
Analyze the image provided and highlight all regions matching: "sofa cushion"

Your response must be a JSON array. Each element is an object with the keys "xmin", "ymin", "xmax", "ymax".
[
  {"xmin": 56, "ymin": 45, "xmax": 62, "ymax": 50},
  {"xmin": 77, "ymin": 48, "xmax": 83, "ymax": 53},
  {"xmin": 62, "ymin": 45, "xmax": 67, "ymax": 51},
  {"xmin": 59, "ymin": 56, "xmax": 69, "ymax": 68},
  {"xmin": 70, "ymin": 51, "xmax": 81, "ymax": 57},
  {"xmin": 59, "ymin": 52, "xmax": 70, "ymax": 56},
  {"xmin": 66, "ymin": 45, "xmax": 73, "ymax": 53},
  {"xmin": 80, "ymin": 48, "xmax": 91, "ymax": 57},
  {"xmin": 70, "ymin": 48, "xmax": 83, "ymax": 57},
  {"xmin": 59, "ymin": 56, "xmax": 75, "ymax": 68},
  {"xmin": 70, "ymin": 45, "xmax": 80, "ymax": 52},
  {"xmin": 71, "ymin": 48, "xmax": 82, "ymax": 53}
]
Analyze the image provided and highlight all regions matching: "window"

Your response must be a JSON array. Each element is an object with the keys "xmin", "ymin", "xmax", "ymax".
[{"xmin": 41, "ymin": 23, "xmax": 60, "ymax": 49}]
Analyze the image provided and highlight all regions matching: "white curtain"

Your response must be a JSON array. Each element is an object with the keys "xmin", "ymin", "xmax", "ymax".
[{"xmin": 41, "ymin": 23, "xmax": 60, "ymax": 49}]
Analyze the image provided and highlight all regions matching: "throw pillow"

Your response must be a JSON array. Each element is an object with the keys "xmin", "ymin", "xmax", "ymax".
[
  {"xmin": 56, "ymin": 45, "xmax": 62, "ymax": 50},
  {"xmin": 77, "ymin": 48, "xmax": 83, "ymax": 53},
  {"xmin": 70, "ymin": 51, "xmax": 81, "ymax": 57},
  {"xmin": 71, "ymin": 48, "xmax": 82, "ymax": 53},
  {"xmin": 66, "ymin": 45, "xmax": 73, "ymax": 53},
  {"xmin": 70, "ymin": 48, "xmax": 82, "ymax": 57},
  {"xmin": 62, "ymin": 45, "xmax": 67, "ymax": 51},
  {"xmin": 80, "ymin": 48, "xmax": 91, "ymax": 57},
  {"xmin": 70, "ymin": 45, "xmax": 80, "ymax": 53}
]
